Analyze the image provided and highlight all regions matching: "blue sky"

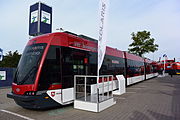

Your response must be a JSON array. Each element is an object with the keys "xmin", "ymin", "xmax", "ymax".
[{"xmin": 0, "ymin": 0, "xmax": 180, "ymax": 61}]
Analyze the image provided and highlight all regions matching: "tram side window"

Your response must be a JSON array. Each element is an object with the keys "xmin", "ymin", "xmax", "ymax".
[
  {"xmin": 100, "ymin": 55, "xmax": 111, "ymax": 75},
  {"xmin": 127, "ymin": 60, "xmax": 133, "ymax": 77},
  {"xmin": 88, "ymin": 52, "xmax": 97, "ymax": 75},
  {"xmin": 126, "ymin": 60, "xmax": 143, "ymax": 77},
  {"xmin": 118, "ymin": 57, "xmax": 126, "ymax": 76},
  {"xmin": 140, "ymin": 62, "xmax": 145, "ymax": 75},
  {"xmin": 38, "ymin": 46, "xmax": 61, "ymax": 90},
  {"xmin": 152, "ymin": 65, "xmax": 157, "ymax": 73},
  {"xmin": 145, "ymin": 63, "xmax": 151, "ymax": 74},
  {"xmin": 100, "ymin": 55, "xmax": 125, "ymax": 77}
]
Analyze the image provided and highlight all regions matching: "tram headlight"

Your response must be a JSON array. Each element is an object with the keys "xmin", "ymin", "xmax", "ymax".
[
  {"xmin": 25, "ymin": 91, "xmax": 36, "ymax": 96},
  {"xmin": 31, "ymin": 91, "xmax": 36, "ymax": 95}
]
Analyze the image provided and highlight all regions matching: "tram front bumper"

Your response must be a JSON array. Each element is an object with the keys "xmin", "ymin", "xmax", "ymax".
[{"xmin": 7, "ymin": 92, "xmax": 61, "ymax": 109}]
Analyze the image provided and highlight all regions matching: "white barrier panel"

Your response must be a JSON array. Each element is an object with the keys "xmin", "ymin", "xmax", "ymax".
[
  {"xmin": 74, "ymin": 97, "xmax": 116, "ymax": 112},
  {"xmin": 127, "ymin": 75, "xmax": 144, "ymax": 85},
  {"xmin": 154, "ymin": 73, "xmax": 158, "ymax": 77},
  {"xmin": 113, "ymin": 75, "xmax": 126, "ymax": 95},
  {"xmin": 90, "ymin": 80, "xmax": 118, "ymax": 94},
  {"xmin": 146, "ymin": 73, "xmax": 154, "ymax": 79},
  {"xmin": 74, "ymin": 75, "xmax": 116, "ymax": 112}
]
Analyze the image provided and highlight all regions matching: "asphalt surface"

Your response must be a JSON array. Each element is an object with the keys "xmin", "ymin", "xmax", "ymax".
[{"xmin": 0, "ymin": 75, "xmax": 180, "ymax": 120}]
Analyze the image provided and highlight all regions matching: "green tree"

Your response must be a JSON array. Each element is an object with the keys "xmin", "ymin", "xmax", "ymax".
[
  {"xmin": 128, "ymin": 30, "xmax": 159, "ymax": 57},
  {"xmin": 0, "ymin": 50, "xmax": 21, "ymax": 68}
]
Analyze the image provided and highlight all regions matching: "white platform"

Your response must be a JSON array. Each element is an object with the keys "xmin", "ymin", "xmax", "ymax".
[
  {"xmin": 113, "ymin": 75, "xmax": 126, "ymax": 95},
  {"xmin": 74, "ymin": 75, "xmax": 116, "ymax": 112},
  {"xmin": 74, "ymin": 97, "xmax": 116, "ymax": 112}
]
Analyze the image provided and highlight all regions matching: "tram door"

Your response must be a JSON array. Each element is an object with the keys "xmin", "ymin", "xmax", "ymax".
[
  {"xmin": 72, "ymin": 50, "xmax": 89, "ymax": 101},
  {"xmin": 61, "ymin": 48, "xmax": 88, "ymax": 103},
  {"xmin": 72, "ymin": 50, "xmax": 88, "ymax": 76}
]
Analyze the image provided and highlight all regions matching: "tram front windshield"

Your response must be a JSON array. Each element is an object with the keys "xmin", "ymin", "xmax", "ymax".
[{"xmin": 14, "ymin": 43, "xmax": 46, "ymax": 85}]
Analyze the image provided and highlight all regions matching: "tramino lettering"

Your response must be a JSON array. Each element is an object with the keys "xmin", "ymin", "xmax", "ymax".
[{"xmin": 99, "ymin": 2, "xmax": 106, "ymax": 42}]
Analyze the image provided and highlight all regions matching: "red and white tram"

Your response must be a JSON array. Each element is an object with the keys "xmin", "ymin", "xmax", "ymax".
[{"xmin": 7, "ymin": 32, "xmax": 158, "ymax": 109}]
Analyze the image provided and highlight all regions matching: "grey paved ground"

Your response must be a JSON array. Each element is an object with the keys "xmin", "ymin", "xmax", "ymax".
[{"xmin": 0, "ymin": 75, "xmax": 180, "ymax": 120}]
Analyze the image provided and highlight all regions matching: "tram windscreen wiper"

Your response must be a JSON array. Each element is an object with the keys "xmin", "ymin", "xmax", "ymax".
[{"xmin": 18, "ymin": 66, "xmax": 37, "ymax": 85}]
